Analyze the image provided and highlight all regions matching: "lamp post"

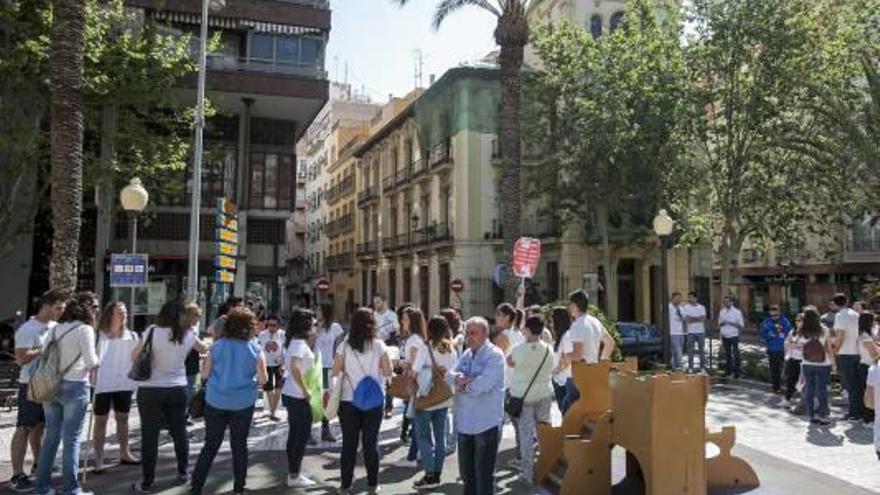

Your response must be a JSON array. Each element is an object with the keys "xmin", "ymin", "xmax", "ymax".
[
  {"xmin": 120, "ymin": 178, "xmax": 149, "ymax": 331},
  {"xmin": 186, "ymin": 0, "xmax": 226, "ymax": 300},
  {"xmin": 653, "ymin": 209, "xmax": 674, "ymax": 366}
]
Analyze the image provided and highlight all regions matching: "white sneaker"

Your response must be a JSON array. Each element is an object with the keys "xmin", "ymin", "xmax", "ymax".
[{"xmin": 287, "ymin": 474, "xmax": 317, "ymax": 488}]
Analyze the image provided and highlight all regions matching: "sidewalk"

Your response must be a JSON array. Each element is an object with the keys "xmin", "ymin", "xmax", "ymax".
[{"xmin": 1, "ymin": 382, "xmax": 877, "ymax": 494}]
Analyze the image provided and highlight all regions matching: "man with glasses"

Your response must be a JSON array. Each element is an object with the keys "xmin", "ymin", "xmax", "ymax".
[{"xmin": 762, "ymin": 304, "xmax": 792, "ymax": 394}]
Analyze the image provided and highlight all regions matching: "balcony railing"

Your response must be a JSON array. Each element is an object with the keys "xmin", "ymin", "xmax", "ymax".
[
  {"xmin": 431, "ymin": 222, "xmax": 453, "ymax": 244},
  {"xmin": 274, "ymin": 0, "xmax": 330, "ymax": 9},
  {"xmin": 428, "ymin": 140, "xmax": 452, "ymax": 168},
  {"xmin": 382, "ymin": 175, "xmax": 395, "ymax": 193},
  {"xmin": 206, "ymin": 54, "xmax": 325, "ymax": 79},
  {"xmin": 326, "ymin": 175, "xmax": 354, "ymax": 204},
  {"xmin": 327, "ymin": 252, "xmax": 354, "ymax": 272},
  {"xmin": 357, "ymin": 186, "xmax": 378, "ymax": 207},
  {"xmin": 356, "ymin": 241, "xmax": 377, "ymax": 256},
  {"xmin": 411, "ymin": 157, "xmax": 427, "ymax": 179},
  {"xmin": 847, "ymin": 231, "xmax": 880, "ymax": 253},
  {"xmin": 395, "ymin": 168, "xmax": 410, "ymax": 187},
  {"xmin": 382, "ymin": 236, "xmax": 397, "ymax": 252},
  {"xmin": 326, "ymin": 214, "xmax": 354, "ymax": 238}
]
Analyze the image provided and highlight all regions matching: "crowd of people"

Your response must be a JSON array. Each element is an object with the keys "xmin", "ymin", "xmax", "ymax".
[
  {"xmin": 9, "ymin": 284, "xmax": 880, "ymax": 495},
  {"xmin": 8, "ymin": 287, "xmax": 619, "ymax": 495}
]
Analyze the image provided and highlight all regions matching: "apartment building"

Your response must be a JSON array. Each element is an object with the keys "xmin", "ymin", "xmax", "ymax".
[
  {"xmin": 298, "ymin": 84, "xmax": 381, "ymax": 310},
  {"xmin": 81, "ymin": 0, "xmax": 332, "ymax": 327}
]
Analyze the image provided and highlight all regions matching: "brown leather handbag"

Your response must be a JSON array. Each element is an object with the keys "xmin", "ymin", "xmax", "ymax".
[
  {"xmin": 388, "ymin": 372, "xmax": 413, "ymax": 400},
  {"xmin": 414, "ymin": 347, "xmax": 454, "ymax": 411}
]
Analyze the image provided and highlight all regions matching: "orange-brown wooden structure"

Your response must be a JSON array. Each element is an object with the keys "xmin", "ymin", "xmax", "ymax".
[{"xmin": 535, "ymin": 359, "xmax": 759, "ymax": 495}]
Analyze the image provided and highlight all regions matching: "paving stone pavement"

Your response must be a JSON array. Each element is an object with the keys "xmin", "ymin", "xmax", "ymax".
[{"xmin": 0, "ymin": 384, "xmax": 878, "ymax": 494}]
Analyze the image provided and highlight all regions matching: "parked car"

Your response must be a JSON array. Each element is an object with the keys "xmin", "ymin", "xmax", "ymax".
[{"xmin": 616, "ymin": 322, "xmax": 663, "ymax": 367}]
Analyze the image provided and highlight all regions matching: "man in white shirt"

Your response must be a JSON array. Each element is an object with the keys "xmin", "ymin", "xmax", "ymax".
[
  {"xmin": 668, "ymin": 292, "xmax": 687, "ymax": 371},
  {"xmin": 718, "ymin": 295, "xmax": 745, "ymax": 378},
  {"xmin": 833, "ymin": 293, "xmax": 863, "ymax": 420},
  {"xmin": 258, "ymin": 315, "xmax": 286, "ymax": 421},
  {"xmin": 10, "ymin": 289, "xmax": 67, "ymax": 492},
  {"xmin": 565, "ymin": 290, "xmax": 616, "ymax": 407},
  {"xmin": 373, "ymin": 294, "xmax": 400, "ymax": 345},
  {"xmin": 683, "ymin": 291, "xmax": 708, "ymax": 372}
]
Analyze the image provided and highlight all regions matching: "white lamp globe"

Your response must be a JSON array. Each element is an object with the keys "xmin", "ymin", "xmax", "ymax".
[
  {"xmin": 120, "ymin": 178, "xmax": 149, "ymax": 212},
  {"xmin": 653, "ymin": 209, "xmax": 674, "ymax": 237}
]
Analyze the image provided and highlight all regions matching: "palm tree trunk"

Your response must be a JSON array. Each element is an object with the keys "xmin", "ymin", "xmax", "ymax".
[
  {"xmin": 495, "ymin": 16, "xmax": 528, "ymax": 300},
  {"xmin": 49, "ymin": 0, "xmax": 87, "ymax": 293}
]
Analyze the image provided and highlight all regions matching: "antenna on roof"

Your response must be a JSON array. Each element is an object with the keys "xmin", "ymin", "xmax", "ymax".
[{"xmin": 413, "ymin": 48, "xmax": 424, "ymax": 89}]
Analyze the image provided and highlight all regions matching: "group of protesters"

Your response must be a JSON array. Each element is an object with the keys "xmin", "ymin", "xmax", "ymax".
[{"xmin": 9, "ymin": 286, "xmax": 620, "ymax": 495}]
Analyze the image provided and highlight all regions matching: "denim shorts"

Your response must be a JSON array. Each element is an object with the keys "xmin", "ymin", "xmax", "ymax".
[{"xmin": 16, "ymin": 383, "xmax": 45, "ymax": 427}]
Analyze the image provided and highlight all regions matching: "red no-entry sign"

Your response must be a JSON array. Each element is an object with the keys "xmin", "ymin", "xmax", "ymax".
[
  {"xmin": 450, "ymin": 278, "xmax": 465, "ymax": 293},
  {"xmin": 512, "ymin": 237, "xmax": 542, "ymax": 279},
  {"xmin": 315, "ymin": 278, "xmax": 330, "ymax": 293}
]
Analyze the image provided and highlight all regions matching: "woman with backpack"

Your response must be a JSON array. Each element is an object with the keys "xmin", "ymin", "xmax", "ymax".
[
  {"xmin": 411, "ymin": 316, "xmax": 458, "ymax": 490},
  {"xmin": 189, "ymin": 306, "xmax": 266, "ymax": 494},
  {"xmin": 131, "ymin": 298, "xmax": 208, "ymax": 493},
  {"xmin": 33, "ymin": 292, "xmax": 101, "ymax": 495},
  {"xmin": 799, "ymin": 308, "xmax": 835, "ymax": 426},
  {"xmin": 281, "ymin": 308, "xmax": 319, "ymax": 488},
  {"xmin": 332, "ymin": 307, "xmax": 393, "ymax": 495},
  {"xmin": 92, "ymin": 301, "xmax": 140, "ymax": 473}
]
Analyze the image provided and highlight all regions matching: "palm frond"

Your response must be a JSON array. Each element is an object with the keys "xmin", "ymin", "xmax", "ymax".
[{"xmin": 431, "ymin": 0, "xmax": 502, "ymax": 30}]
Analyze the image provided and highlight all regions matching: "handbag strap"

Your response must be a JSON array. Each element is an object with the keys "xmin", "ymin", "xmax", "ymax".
[{"xmin": 521, "ymin": 345, "xmax": 550, "ymax": 399}]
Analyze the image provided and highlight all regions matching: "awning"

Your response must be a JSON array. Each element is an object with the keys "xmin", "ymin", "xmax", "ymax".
[{"xmin": 152, "ymin": 11, "xmax": 323, "ymax": 36}]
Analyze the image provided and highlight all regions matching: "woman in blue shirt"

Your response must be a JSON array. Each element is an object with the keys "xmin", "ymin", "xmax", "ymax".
[{"xmin": 189, "ymin": 306, "xmax": 267, "ymax": 495}]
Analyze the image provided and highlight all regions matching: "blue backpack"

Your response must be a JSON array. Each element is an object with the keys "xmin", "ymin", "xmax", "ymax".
[{"xmin": 346, "ymin": 344, "xmax": 385, "ymax": 412}]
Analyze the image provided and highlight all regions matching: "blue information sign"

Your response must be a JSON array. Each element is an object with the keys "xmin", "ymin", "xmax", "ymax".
[{"xmin": 110, "ymin": 254, "xmax": 149, "ymax": 287}]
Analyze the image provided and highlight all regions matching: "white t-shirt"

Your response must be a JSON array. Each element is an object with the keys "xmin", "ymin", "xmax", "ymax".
[
  {"xmin": 15, "ymin": 318, "xmax": 54, "ymax": 384},
  {"xmin": 376, "ymin": 309, "xmax": 400, "ymax": 343},
  {"xmin": 683, "ymin": 304, "xmax": 707, "ymax": 334},
  {"xmin": 95, "ymin": 330, "xmax": 139, "ymax": 394},
  {"xmin": 44, "ymin": 322, "xmax": 99, "ymax": 382},
  {"xmin": 785, "ymin": 333, "xmax": 804, "ymax": 361},
  {"xmin": 669, "ymin": 304, "xmax": 686, "ymax": 336},
  {"xmin": 718, "ymin": 307, "xmax": 744, "ymax": 339},
  {"xmin": 859, "ymin": 333, "xmax": 876, "ymax": 366},
  {"xmin": 258, "ymin": 329, "xmax": 286, "ymax": 367},
  {"xmin": 411, "ymin": 343, "xmax": 458, "ymax": 410},
  {"xmin": 338, "ymin": 339, "xmax": 387, "ymax": 401},
  {"xmin": 569, "ymin": 315, "xmax": 602, "ymax": 364},
  {"xmin": 500, "ymin": 328, "xmax": 524, "ymax": 388},
  {"xmin": 142, "ymin": 326, "xmax": 198, "ymax": 388},
  {"xmin": 315, "ymin": 323, "xmax": 345, "ymax": 368},
  {"xmin": 867, "ymin": 364, "xmax": 880, "ymax": 450},
  {"xmin": 835, "ymin": 308, "xmax": 861, "ymax": 355},
  {"xmin": 282, "ymin": 339, "xmax": 314, "ymax": 398},
  {"xmin": 553, "ymin": 331, "xmax": 574, "ymax": 386},
  {"xmin": 404, "ymin": 334, "xmax": 427, "ymax": 371}
]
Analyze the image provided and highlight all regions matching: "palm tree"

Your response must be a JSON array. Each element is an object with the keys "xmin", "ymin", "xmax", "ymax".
[
  {"xmin": 49, "ymin": 0, "xmax": 88, "ymax": 292},
  {"xmin": 397, "ymin": 0, "xmax": 531, "ymax": 296}
]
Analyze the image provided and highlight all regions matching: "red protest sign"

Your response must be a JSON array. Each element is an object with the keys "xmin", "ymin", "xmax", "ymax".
[
  {"xmin": 315, "ymin": 278, "xmax": 331, "ymax": 293},
  {"xmin": 511, "ymin": 237, "xmax": 542, "ymax": 279}
]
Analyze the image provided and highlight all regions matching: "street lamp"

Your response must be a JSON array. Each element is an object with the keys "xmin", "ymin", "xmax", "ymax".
[
  {"xmin": 120, "ymin": 178, "xmax": 149, "ymax": 330},
  {"xmin": 187, "ymin": 0, "xmax": 227, "ymax": 300},
  {"xmin": 653, "ymin": 209, "xmax": 674, "ymax": 367}
]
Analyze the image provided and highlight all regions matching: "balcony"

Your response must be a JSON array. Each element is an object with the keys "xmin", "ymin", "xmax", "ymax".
[
  {"xmin": 207, "ymin": 54, "xmax": 325, "ymax": 79},
  {"xmin": 326, "ymin": 252, "xmax": 354, "ymax": 272},
  {"xmin": 382, "ymin": 175, "xmax": 395, "ymax": 193},
  {"xmin": 395, "ymin": 167, "xmax": 411, "ymax": 188},
  {"xmin": 411, "ymin": 157, "xmax": 428, "ymax": 179},
  {"xmin": 428, "ymin": 140, "xmax": 452, "ymax": 169},
  {"xmin": 275, "ymin": 0, "xmax": 330, "ymax": 9},
  {"xmin": 382, "ymin": 236, "xmax": 397, "ymax": 252},
  {"xmin": 522, "ymin": 216, "xmax": 562, "ymax": 239},
  {"xmin": 325, "ymin": 214, "xmax": 353, "ymax": 239},
  {"xmin": 356, "ymin": 241, "xmax": 377, "ymax": 257},
  {"xmin": 431, "ymin": 222, "xmax": 453, "ymax": 244},
  {"xmin": 357, "ymin": 186, "xmax": 378, "ymax": 208},
  {"xmin": 326, "ymin": 175, "xmax": 354, "ymax": 205},
  {"xmin": 845, "ymin": 224, "xmax": 880, "ymax": 263}
]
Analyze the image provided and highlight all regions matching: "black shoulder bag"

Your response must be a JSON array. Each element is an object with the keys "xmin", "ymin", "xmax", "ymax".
[
  {"xmin": 128, "ymin": 326, "xmax": 155, "ymax": 382},
  {"xmin": 505, "ymin": 346, "xmax": 550, "ymax": 419}
]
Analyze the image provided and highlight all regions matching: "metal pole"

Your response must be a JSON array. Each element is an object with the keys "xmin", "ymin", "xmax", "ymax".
[
  {"xmin": 660, "ymin": 236, "xmax": 671, "ymax": 366},
  {"xmin": 131, "ymin": 214, "xmax": 138, "ymax": 331},
  {"xmin": 187, "ymin": 0, "xmax": 210, "ymax": 300}
]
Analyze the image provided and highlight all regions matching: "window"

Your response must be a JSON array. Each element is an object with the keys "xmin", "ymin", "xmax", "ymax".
[
  {"xmin": 301, "ymin": 37, "xmax": 320, "ymax": 65},
  {"xmin": 250, "ymin": 152, "xmax": 294, "ymax": 210},
  {"xmin": 590, "ymin": 14, "xmax": 602, "ymax": 38},
  {"xmin": 388, "ymin": 269, "xmax": 397, "ymax": 307},
  {"xmin": 247, "ymin": 33, "xmax": 323, "ymax": 67},
  {"xmin": 264, "ymin": 154, "xmax": 278, "ymax": 209},
  {"xmin": 610, "ymin": 12, "xmax": 624, "ymax": 33},
  {"xmin": 420, "ymin": 265, "xmax": 430, "ymax": 314},
  {"xmin": 250, "ymin": 33, "xmax": 273, "ymax": 60},
  {"xmin": 403, "ymin": 267, "xmax": 412, "ymax": 303},
  {"xmin": 439, "ymin": 263, "xmax": 450, "ymax": 309},
  {"xmin": 276, "ymin": 36, "xmax": 298, "ymax": 63}
]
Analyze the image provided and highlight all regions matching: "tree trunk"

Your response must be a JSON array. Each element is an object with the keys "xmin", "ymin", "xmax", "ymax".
[
  {"xmin": 94, "ymin": 104, "xmax": 118, "ymax": 302},
  {"xmin": 495, "ymin": 15, "xmax": 528, "ymax": 301},
  {"xmin": 49, "ymin": 0, "xmax": 87, "ymax": 293},
  {"xmin": 598, "ymin": 204, "xmax": 616, "ymax": 319}
]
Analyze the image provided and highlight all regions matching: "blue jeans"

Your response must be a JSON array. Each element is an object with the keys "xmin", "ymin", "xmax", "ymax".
[
  {"xmin": 35, "ymin": 380, "xmax": 89, "ymax": 495},
  {"xmin": 802, "ymin": 365, "xmax": 830, "ymax": 419},
  {"xmin": 837, "ymin": 354, "xmax": 861, "ymax": 417},
  {"xmin": 414, "ymin": 408, "xmax": 448, "ymax": 475},
  {"xmin": 458, "ymin": 427, "xmax": 500, "ymax": 495},
  {"xmin": 670, "ymin": 334, "xmax": 685, "ymax": 370},
  {"xmin": 687, "ymin": 333, "xmax": 706, "ymax": 371},
  {"xmin": 561, "ymin": 378, "xmax": 580, "ymax": 414},
  {"xmin": 722, "ymin": 337, "xmax": 741, "ymax": 377},
  {"xmin": 190, "ymin": 404, "xmax": 254, "ymax": 494}
]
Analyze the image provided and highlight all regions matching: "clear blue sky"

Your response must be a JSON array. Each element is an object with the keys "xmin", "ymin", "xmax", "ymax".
[{"xmin": 326, "ymin": 0, "xmax": 498, "ymax": 100}]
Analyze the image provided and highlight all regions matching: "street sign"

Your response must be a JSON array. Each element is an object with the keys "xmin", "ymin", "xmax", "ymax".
[
  {"xmin": 216, "ymin": 214, "xmax": 238, "ymax": 232},
  {"xmin": 217, "ymin": 242, "xmax": 236, "ymax": 257},
  {"xmin": 216, "ymin": 255, "xmax": 236, "ymax": 270},
  {"xmin": 450, "ymin": 278, "xmax": 465, "ymax": 293},
  {"xmin": 110, "ymin": 254, "xmax": 149, "ymax": 287},
  {"xmin": 217, "ymin": 228, "xmax": 238, "ymax": 244},
  {"xmin": 315, "ymin": 278, "xmax": 331, "ymax": 293},
  {"xmin": 512, "ymin": 237, "xmax": 542, "ymax": 279},
  {"xmin": 215, "ymin": 270, "xmax": 234, "ymax": 283},
  {"xmin": 216, "ymin": 198, "xmax": 237, "ymax": 215}
]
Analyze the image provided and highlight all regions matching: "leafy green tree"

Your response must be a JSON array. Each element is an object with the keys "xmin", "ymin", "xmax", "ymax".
[
  {"xmin": 526, "ymin": 0, "xmax": 689, "ymax": 317},
  {"xmin": 675, "ymin": 0, "xmax": 863, "ymax": 297},
  {"xmin": 0, "ymin": 1, "xmax": 196, "ymax": 277},
  {"xmin": 396, "ymin": 0, "xmax": 532, "ymax": 298}
]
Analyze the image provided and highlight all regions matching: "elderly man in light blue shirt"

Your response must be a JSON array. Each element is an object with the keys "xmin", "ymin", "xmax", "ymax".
[{"xmin": 449, "ymin": 316, "xmax": 505, "ymax": 495}]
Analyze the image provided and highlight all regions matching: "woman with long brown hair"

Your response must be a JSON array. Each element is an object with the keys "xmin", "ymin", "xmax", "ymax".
[
  {"xmin": 402, "ymin": 307, "xmax": 427, "ymax": 461},
  {"xmin": 799, "ymin": 308, "xmax": 834, "ymax": 426},
  {"xmin": 92, "ymin": 301, "xmax": 140, "ymax": 472}
]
